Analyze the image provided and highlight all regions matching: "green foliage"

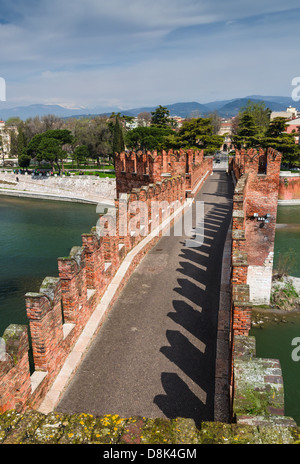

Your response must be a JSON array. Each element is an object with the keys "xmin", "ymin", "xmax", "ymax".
[
  {"xmin": 232, "ymin": 113, "xmax": 262, "ymax": 149},
  {"xmin": 18, "ymin": 150, "xmax": 31, "ymax": 168},
  {"xmin": 125, "ymin": 114, "xmax": 224, "ymax": 153},
  {"xmin": 151, "ymin": 105, "xmax": 171, "ymax": 128},
  {"xmin": 171, "ymin": 117, "xmax": 224, "ymax": 153},
  {"xmin": 271, "ymin": 279, "xmax": 299, "ymax": 311},
  {"xmin": 73, "ymin": 117, "xmax": 112, "ymax": 165},
  {"xmin": 125, "ymin": 126, "xmax": 173, "ymax": 151},
  {"xmin": 26, "ymin": 129, "xmax": 73, "ymax": 172},
  {"xmin": 112, "ymin": 115, "xmax": 125, "ymax": 155},
  {"xmin": 240, "ymin": 100, "xmax": 271, "ymax": 134},
  {"xmin": 261, "ymin": 117, "xmax": 300, "ymax": 165},
  {"xmin": 74, "ymin": 145, "xmax": 89, "ymax": 167},
  {"xmin": 232, "ymin": 100, "xmax": 270, "ymax": 148},
  {"xmin": 233, "ymin": 102, "xmax": 300, "ymax": 166}
]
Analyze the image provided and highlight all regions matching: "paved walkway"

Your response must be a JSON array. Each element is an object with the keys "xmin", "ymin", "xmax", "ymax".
[{"xmin": 56, "ymin": 171, "xmax": 234, "ymax": 427}]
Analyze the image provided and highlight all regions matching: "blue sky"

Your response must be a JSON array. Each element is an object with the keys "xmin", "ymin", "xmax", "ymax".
[{"xmin": 0, "ymin": 0, "xmax": 300, "ymax": 110}]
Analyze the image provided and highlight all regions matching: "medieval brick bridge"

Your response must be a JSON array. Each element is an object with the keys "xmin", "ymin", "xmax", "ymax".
[
  {"xmin": 1, "ymin": 147, "xmax": 290, "ymax": 428},
  {"xmin": 55, "ymin": 168, "xmax": 233, "ymax": 426}
]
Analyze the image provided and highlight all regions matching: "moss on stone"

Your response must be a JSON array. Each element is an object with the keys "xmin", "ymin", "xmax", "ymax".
[
  {"xmin": 27, "ymin": 412, "xmax": 67, "ymax": 444},
  {"xmin": 140, "ymin": 417, "xmax": 177, "ymax": 444},
  {"xmin": 3, "ymin": 410, "xmax": 44, "ymax": 444},
  {"xmin": 233, "ymin": 358, "xmax": 284, "ymax": 418},
  {"xmin": 0, "ymin": 410, "xmax": 22, "ymax": 443},
  {"xmin": 58, "ymin": 412, "xmax": 96, "ymax": 444},
  {"xmin": 0, "ymin": 411, "xmax": 299, "ymax": 444},
  {"xmin": 199, "ymin": 421, "xmax": 235, "ymax": 444},
  {"xmin": 91, "ymin": 414, "xmax": 127, "ymax": 444}
]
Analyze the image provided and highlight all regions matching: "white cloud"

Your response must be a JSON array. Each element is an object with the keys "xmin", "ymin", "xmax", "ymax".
[{"xmin": 1, "ymin": 0, "xmax": 300, "ymax": 108}]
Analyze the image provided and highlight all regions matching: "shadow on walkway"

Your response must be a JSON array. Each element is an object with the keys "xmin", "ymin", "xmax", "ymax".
[{"xmin": 153, "ymin": 196, "xmax": 233, "ymax": 426}]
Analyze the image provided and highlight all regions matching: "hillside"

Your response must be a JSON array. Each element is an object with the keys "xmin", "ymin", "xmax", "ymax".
[
  {"xmin": 0, "ymin": 96, "xmax": 298, "ymax": 121},
  {"xmin": 216, "ymin": 98, "xmax": 285, "ymax": 117}
]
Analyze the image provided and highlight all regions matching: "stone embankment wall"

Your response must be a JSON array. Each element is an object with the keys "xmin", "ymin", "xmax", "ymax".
[
  {"xmin": 0, "ymin": 172, "xmax": 116, "ymax": 204},
  {"xmin": 0, "ymin": 150, "xmax": 212, "ymax": 416},
  {"xmin": 229, "ymin": 148, "xmax": 297, "ymax": 428}
]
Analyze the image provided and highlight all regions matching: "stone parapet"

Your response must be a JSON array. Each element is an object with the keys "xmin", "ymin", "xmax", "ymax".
[{"xmin": 0, "ymin": 409, "xmax": 298, "ymax": 444}]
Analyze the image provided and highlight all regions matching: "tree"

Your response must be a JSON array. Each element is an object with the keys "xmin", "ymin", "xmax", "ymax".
[
  {"xmin": 112, "ymin": 114, "xmax": 125, "ymax": 155},
  {"xmin": 125, "ymin": 126, "xmax": 173, "ymax": 152},
  {"xmin": 9, "ymin": 130, "xmax": 18, "ymax": 158},
  {"xmin": 232, "ymin": 101, "xmax": 272, "ymax": 149},
  {"xmin": 5, "ymin": 117, "xmax": 22, "ymax": 127},
  {"xmin": 74, "ymin": 145, "xmax": 89, "ymax": 167},
  {"xmin": 26, "ymin": 129, "xmax": 73, "ymax": 172},
  {"xmin": 208, "ymin": 111, "xmax": 222, "ymax": 135},
  {"xmin": 232, "ymin": 112, "xmax": 299, "ymax": 166},
  {"xmin": 167, "ymin": 117, "xmax": 224, "ymax": 153},
  {"xmin": 18, "ymin": 150, "xmax": 31, "ymax": 168},
  {"xmin": 240, "ymin": 100, "xmax": 271, "ymax": 135},
  {"xmin": 137, "ymin": 112, "xmax": 151, "ymax": 127},
  {"xmin": 16, "ymin": 127, "xmax": 28, "ymax": 162},
  {"xmin": 40, "ymin": 114, "xmax": 63, "ymax": 131},
  {"xmin": 151, "ymin": 105, "xmax": 171, "ymax": 128},
  {"xmin": 265, "ymin": 117, "xmax": 288, "ymax": 138},
  {"xmin": 72, "ymin": 117, "xmax": 112, "ymax": 166},
  {"xmin": 262, "ymin": 117, "xmax": 299, "ymax": 166}
]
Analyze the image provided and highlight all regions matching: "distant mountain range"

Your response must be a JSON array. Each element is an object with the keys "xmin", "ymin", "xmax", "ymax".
[{"xmin": 0, "ymin": 95, "xmax": 299, "ymax": 121}]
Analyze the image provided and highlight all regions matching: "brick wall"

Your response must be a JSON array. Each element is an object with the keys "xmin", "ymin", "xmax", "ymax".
[
  {"xmin": 115, "ymin": 149, "xmax": 212, "ymax": 198},
  {"xmin": 231, "ymin": 147, "xmax": 282, "ymax": 305},
  {"xmin": 229, "ymin": 147, "xmax": 282, "ymax": 334},
  {"xmin": 229, "ymin": 147, "xmax": 287, "ymax": 422},
  {"xmin": 279, "ymin": 174, "xmax": 300, "ymax": 200}
]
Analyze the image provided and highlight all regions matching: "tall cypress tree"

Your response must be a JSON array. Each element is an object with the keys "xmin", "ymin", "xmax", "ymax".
[{"xmin": 112, "ymin": 115, "xmax": 125, "ymax": 155}]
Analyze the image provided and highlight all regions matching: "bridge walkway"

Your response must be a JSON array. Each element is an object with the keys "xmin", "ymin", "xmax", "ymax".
[{"xmin": 56, "ymin": 171, "xmax": 234, "ymax": 427}]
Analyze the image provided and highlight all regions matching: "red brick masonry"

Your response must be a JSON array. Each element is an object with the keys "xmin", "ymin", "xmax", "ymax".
[{"xmin": 229, "ymin": 147, "xmax": 282, "ymax": 412}]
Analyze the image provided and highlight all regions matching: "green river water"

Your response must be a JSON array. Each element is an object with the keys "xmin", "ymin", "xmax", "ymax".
[{"xmin": 0, "ymin": 196, "xmax": 98, "ymax": 337}]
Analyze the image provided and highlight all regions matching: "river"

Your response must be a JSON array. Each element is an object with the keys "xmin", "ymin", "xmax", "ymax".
[
  {"xmin": 250, "ymin": 204, "xmax": 300, "ymax": 425},
  {"xmin": 0, "ymin": 195, "xmax": 98, "ymax": 337}
]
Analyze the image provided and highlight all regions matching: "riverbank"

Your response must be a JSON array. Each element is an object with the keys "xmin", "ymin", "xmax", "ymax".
[
  {"xmin": 0, "ymin": 172, "xmax": 116, "ymax": 205},
  {"xmin": 251, "ymin": 275, "xmax": 300, "ymax": 329}
]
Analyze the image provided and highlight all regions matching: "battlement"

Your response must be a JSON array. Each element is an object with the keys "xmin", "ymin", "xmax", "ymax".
[
  {"xmin": 232, "ymin": 147, "xmax": 282, "ymax": 180},
  {"xmin": 115, "ymin": 149, "xmax": 210, "ymax": 197}
]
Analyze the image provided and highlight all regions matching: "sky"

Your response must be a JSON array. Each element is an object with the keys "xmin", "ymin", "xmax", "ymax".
[{"xmin": 0, "ymin": 0, "xmax": 300, "ymax": 111}]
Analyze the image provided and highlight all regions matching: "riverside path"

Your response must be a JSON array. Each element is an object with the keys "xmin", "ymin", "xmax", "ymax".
[{"xmin": 56, "ymin": 170, "xmax": 234, "ymax": 427}]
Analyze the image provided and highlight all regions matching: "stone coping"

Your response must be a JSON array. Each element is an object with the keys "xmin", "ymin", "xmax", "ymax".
[{"xmin": 0, "ymin": 410, "xmax": 299, "ymax": 444}]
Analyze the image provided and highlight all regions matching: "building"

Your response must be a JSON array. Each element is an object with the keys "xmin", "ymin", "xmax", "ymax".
[
  {"xmin": 0, "ymin": 120, "xmax": 18, "ymax": 164},
  {"xmin": 218, "ymin": 118, "xmax": 235, "ymax": 151},
  {"xmin": 285, "ymin": 117, "xmax": 300, "ymax": 144},
  {"xmin": 270, "ymin": 106, "xmax": 298, "ymax": 120}
]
